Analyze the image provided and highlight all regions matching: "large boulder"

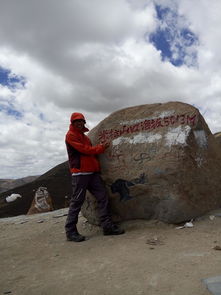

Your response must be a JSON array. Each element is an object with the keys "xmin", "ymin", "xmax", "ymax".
[
  {"xmin": 214, "ymin": 132, "xmax": 221, "ymax": 148},
  {"xmin": 82, "ymin": 102, "xmax": 221, "ymax": 224}
]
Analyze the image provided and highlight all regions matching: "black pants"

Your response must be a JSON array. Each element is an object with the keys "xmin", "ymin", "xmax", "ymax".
[{"xmin": 65, "ymin": 173, "xmax": 112, "ymax": 234}]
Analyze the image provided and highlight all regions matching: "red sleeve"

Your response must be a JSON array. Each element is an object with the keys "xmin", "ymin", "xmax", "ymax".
[{"xmin": 66, "ymin": 132, "xmax": 105, "ymax": 155}]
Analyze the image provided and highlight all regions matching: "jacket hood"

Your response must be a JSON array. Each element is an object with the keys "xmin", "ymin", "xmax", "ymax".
[
  {"xmin": 69, "ymin": 124, "xmax": 89, "ymax": 133},
  {"xmin": 70, "ymin": 112, "xmax": 86, "ymax": 123}
]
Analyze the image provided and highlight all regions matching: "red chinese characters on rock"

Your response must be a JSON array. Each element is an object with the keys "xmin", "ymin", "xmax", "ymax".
[{"xmin": 98, "ymin": 113, "xmax": 197, "ymax": 143}]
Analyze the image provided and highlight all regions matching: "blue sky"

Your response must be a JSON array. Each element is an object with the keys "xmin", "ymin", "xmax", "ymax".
[
  {"xmin": 0, "ymin": 4, "xmax": 197, "ymax": 86},
  {"xmin": 149, "ymin": 4, "xmax": 198, "ymax": 67},
  {"xmin": 0, "ymin": 67, "xmax": 25, "ymax": 119},
  {"xmin": 0, "ymin": 66, "xmax": 25, "ymax": 89},
  {"xmin": 0, "ymin": 0, "xmax": 221, "ymax": 179}
]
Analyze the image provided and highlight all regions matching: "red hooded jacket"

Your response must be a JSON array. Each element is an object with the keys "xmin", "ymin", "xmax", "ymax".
[{"xmin": 65, "ymin": 113, "xmax": 105, "ymax": 174}]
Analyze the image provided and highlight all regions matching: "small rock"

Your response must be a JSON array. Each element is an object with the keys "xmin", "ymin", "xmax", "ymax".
[
  {"xmin": 176, "ymin": 220, "xmax": 194, "ymax": 229},
  {"xmin": 146, "ymin": 237, "xmax": 164, "ymax": 246},
  {"xmin": 213, "ymin": 245, "xmax": 221, "ymax": 251},
  {"xmin": 202, "ymin": 276, "xmax": 221, "ymax": 295},
  {"xmin": 53, "ymin": 213, "xmax": 68, "ymax": 218},
  {"xmin": 15, "ymin": 220, "xmax": 28, "ymax": 225}
]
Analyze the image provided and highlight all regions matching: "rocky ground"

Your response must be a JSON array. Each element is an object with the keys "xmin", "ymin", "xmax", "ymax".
[{"xmin": 1, "ymin": 208, "xmax": 221, "ymax": 295}]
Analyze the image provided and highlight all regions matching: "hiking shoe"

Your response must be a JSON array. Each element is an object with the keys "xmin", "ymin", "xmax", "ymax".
[
  {"xmin": 66, "ymin": 232, "xmax": 86, "ymax": 242},
  {"xmin": 103, "ymin": 224, "xmax": 125, "ymax": 236}
]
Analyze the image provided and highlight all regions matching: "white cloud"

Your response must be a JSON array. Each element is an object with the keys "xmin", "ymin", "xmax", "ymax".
[{"xmin": 0, "ymin": 0, "xmax": 221, "ymax": 178}]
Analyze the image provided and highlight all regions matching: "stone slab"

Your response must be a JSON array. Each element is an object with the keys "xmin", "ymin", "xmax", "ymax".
[{"xmin": 202, "ymin": 276, "xmax": 221, "ymax": 295}]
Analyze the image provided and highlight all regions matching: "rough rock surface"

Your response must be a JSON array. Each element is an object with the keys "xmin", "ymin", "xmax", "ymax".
[
  {"xmin": 27, "ymin": 187, "xmax": 53, "ymax": 215},
  {"xmin": 81, "ymin": 102, "xmax": 221, "ymax": 224},
  {"xmin": 214, "ymin": 132, "xmax": 221, "ymax": 148}
]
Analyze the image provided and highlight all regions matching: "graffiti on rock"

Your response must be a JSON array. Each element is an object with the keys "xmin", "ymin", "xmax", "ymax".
[
  {"xmin": 133, "ymin": 153, "xmax": 151, "ymax": 164},
  {"xmin": 111, "ymin": 173, "xmax": 147, "ymax": 202},
  {"xmin": 133, "ymin": 146, "xmax": 157, "ymax": 164},
  {"xmin": 106, "ymin": 145, "xmax": 124, "ymax": 161},
  {"xmin": 193, "ymin": 130, "xmax": 208, "ymax": 148},
  {"xmin": 98, "ymin": 113, "xmax": 197, "ymax": 143},
  {"xmin": 104, "ymin": 145, "xmax": 127, "ymax": 173},
  {"xmin": 111, "ymin": 179, "xmax": 134, "ymax": 201}
]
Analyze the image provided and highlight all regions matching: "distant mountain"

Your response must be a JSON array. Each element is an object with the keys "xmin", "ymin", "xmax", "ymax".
[
  {"xmin": 0, "ymin": 176, "xmax": 39, "ymax": 194},
  {"xmin": 0, "ymin": 161, "xmax": 72, "ymax": 218}
]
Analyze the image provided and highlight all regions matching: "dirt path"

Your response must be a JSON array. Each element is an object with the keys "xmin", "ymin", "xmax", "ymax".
[{"xmin": 1, "ymin": 208, "xmax": 221, "ymax": 295}]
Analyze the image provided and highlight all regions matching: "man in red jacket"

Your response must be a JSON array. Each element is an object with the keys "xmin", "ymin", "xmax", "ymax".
[{"xmin": 65, "ymin": 112, "xmax": 125, "ymax": 242}]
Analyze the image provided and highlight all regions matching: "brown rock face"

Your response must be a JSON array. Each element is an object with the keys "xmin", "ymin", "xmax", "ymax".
[
  {"xmin": 81, "ymin": 102, "xmax": 221, "ymax": 224},
  {"xmin": 214, "ymin": 132, "xmax": 221, "ymax": 148}
]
